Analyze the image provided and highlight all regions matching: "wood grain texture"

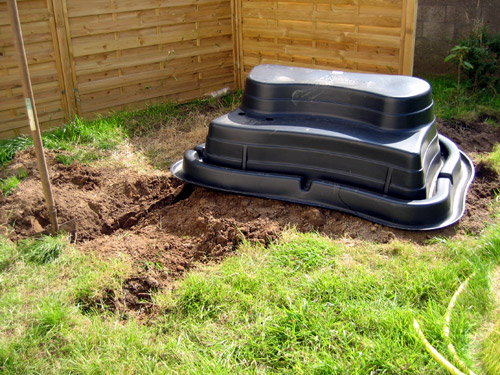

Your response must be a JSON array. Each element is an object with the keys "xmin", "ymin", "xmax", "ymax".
[
  {"xmin": 0, "ymin": 0, "xmax": 67, "ymax": 139},
  {"xmin": 237, "ymin": 0, "xmax": 416, "ymax": 84}
]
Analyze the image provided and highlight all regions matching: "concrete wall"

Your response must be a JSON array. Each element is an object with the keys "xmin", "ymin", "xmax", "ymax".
[{"xmin": 414, "ymin": 0, "xmax": 500, "ymax": 76}]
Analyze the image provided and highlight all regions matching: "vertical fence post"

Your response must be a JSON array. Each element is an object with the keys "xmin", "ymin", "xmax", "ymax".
[
  {"xmin": 7, "ymin": 0, "xmax": 59, "ymax": 235},
  {"xmin": 400, "ymin": 0, "xmax": 418, "ymax": 76},
  {"xmin": 231, "ymin": 0, "xmax": 244, "ymax": 89},
  {"xmin": 47, "ymin": 0, "xmax": 79, "ymax": 119}
]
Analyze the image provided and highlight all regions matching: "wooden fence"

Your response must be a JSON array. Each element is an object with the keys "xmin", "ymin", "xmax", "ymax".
[
  {"xmin": 233, "ymin": 0, "xmax": 417, "ymax": 87},
  {"xmin": 0, "ymin": 0, "xmax": 416, "ymax": 139}
]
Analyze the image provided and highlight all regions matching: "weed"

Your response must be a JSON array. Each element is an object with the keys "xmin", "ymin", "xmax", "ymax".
[
  {"xmin": 18, "ymin": 234, "xmax": 67, "ymax": 265},
  {"xmin": 444, "ymin": 45, "xmax": 474, "ymax": 92},
  {"xmin": 445, "ymin": 22, "xmax": 500, "ymax": 93}
]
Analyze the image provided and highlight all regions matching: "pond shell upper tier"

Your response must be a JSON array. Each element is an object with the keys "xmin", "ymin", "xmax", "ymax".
[{"xmin": 172, "ymin": 64, "xmax": 474, "ymax": 230}]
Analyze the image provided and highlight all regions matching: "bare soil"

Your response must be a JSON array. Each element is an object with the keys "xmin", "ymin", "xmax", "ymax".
[{"xmin": 1, "ymin": 119, "xmax": 499, "ymax": 314}]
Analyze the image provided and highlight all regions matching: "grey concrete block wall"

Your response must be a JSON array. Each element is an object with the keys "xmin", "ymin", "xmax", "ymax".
[{"xmin": 414, "ymin": 0, "xmax": 500, "ymax": 76}]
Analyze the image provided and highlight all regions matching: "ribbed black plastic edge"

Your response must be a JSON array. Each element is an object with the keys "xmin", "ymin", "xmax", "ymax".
[{"xmin": 171, "ymin": 135, "xmax": 474, "ymax": 231}]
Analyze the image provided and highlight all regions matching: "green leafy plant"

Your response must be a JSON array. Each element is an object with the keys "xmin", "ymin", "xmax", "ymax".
[
  {"xmin": 444, "ymin": 45, "xmax": 473, "ymax": 92},
  {"xmin": 445, "ymin": 23, "xmax": 500, "ymax": 93}
]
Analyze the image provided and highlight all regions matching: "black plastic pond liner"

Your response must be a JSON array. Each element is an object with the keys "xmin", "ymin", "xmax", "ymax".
[{"xmin": 171, "ymin": 65, "xmax": 474, "ymax": 230}]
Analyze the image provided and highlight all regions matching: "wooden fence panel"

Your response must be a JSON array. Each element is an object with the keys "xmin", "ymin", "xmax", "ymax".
[
  {"xmin": 234, "ymin": 0, "xmax": 417, "ymax": 86},
  {"xmin": 64, "ymin": 0, "xmax": 235, "ymax": 118},
  {"xmin": 0, "ymin": 0, "xmax": 70, "ymax": 139}
]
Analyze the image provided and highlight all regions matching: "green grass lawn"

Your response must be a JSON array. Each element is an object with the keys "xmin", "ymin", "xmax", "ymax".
[{"xmin": 0, "ymin": 228, "xmax": 499, "ymax": 374}]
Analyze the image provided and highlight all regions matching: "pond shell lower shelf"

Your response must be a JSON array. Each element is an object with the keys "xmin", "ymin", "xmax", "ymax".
[{"xmin": 171, "ymin": 65, "xmax": 475, "ymax": 230}]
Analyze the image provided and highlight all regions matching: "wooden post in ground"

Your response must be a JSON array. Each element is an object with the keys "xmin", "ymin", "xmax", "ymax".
[{"xmin": 7, "ymin": 0, "xmax": 59, "ymax": 235}]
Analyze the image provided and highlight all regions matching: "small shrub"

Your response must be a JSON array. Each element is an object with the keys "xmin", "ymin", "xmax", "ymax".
[{"xmin": 445, "ymin": 23, "xmax": 500, "ymax": 92}]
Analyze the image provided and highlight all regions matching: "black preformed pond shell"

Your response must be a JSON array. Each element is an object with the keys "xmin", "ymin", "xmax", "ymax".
[{"xmin": 171, "ymin": 65, "xmax": 474, "ymax": 230}]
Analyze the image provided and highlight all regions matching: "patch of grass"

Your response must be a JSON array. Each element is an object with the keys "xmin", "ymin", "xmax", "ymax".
[
  {"xmin": 0, "ymin": 176, "xmax": 21, "ymax": 197},
  {"xmin": 0, "ymin": 228, "xmax": 499, "ymax": 374},
  {"xmin": 0, "ymin": 92, "xmax": 242, "ymax": 169},
  {"xmin": 0, "ymin": 137, "xmax": 33, "ymax": 166},
  {"xmin": 0, "ymin": 115, "xmax": 128, "ymax": 168},
  {"xmin": 69, "ymin": 253, "xmax": 132, "ymax": 314},
  {"xmin": 55, "ymin": 149, "xmax": 101, "ymax": 165},
  {"xmin": 154, "ymin": 229, "xmax": 500, "ymax": 374},
  {"xmin": 486, "ymin": 144, "xmax": 500, "ymax": 174},
  {"xmin": 425, "ymin": 76, "xmax": 500, "ymax": 123},
  {"xmin": 0, "ymin": 238, "xmax": 17, "ymax": 272},
  {"xmin": 43, "ymin": 116, "xmax": 126, "ymax": 150},
  {"xmin": 481, "ymin": 315, "xmax": 500, "ymax": 375},
  {"xmin": 0, "ymin": 234, "xmax": 134, "ymax": 374},
  {"xmin": 0, "ymin": 168, "xmax": 28, "ymax": 196},
  {"xmin": 128, "ymin": 92, "xmax": 242, "ymax": 170},
  {"xmin": 17, "ymin": 235, "xmax": 67, "ymax": 265}
]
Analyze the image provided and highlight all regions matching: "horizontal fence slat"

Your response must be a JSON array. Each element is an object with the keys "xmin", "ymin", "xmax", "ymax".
[
  {"xmin": 0, "ymin": 20, "xmax": 53, "ymax": 47},
  {"xmin": 66, "ymin": 0, "xmax": 230, "ymax": 17},
  {"xmin": 244, "ymin": 58, "xmax": 367, "ymax": 73},
  {"xmin": 69, "ymin": 5, "xmax": 231, "ymax": 37},
  {"xmin": 0, "ymin": 111, "xmax": 65, "ymax": 139},
  {"xmin": 241, "ymin": 8, "xmax": 401, "ymax": 27},
  {"xmin": 0, "ymin": 2, "xmax": 50, "ymax": 25},
  {"xmin": 242, "ymin": 25, "xmax": 400, "ymax": 48},
  {"xmin": 79, "ymin": 74, "xmax": 201, "ymax": 113},
  {"xmin": 71, "ymin": 23, "xmax": 232, "ymax": 56},
  {"xmin": 0, "ymin": 43, "xmax": 57, "ymax": 69},
  {"xmin": 0, "ymin": 66, "xmax": 60, "ymax": 91},
  {"xmin": 78, "ymin": 58, "xmax": 233, "ymax": 94},
  {"xmin": 73, "ymin": 39, "xmax": 233, "ymax": 75}
]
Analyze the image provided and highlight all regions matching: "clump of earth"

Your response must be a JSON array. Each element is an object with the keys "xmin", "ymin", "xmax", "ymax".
[{"xmin": 1, "ymin": 119, "xmax": 499, "ymax": 314}]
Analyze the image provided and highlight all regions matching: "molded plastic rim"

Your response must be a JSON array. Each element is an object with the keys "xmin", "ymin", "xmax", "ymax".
[{"xmin": 171, "ymin": 135, "xmax": 474, "ymax": 231}]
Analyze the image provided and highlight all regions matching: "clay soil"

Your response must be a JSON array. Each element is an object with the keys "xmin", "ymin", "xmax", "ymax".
[{"xmin": 1, "ymin": 119, "xmax": 499, "ymax": 314}]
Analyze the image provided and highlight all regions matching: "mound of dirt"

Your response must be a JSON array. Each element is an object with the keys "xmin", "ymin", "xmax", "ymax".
[{"xmin": 1, "ymin": 119, "xmax": 499, "ymax": 314}]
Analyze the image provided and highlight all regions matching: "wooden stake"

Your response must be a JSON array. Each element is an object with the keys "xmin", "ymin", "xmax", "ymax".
[{"xmin": 7, "ymin": 0, "xmax": 59, "ymax": 235}]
